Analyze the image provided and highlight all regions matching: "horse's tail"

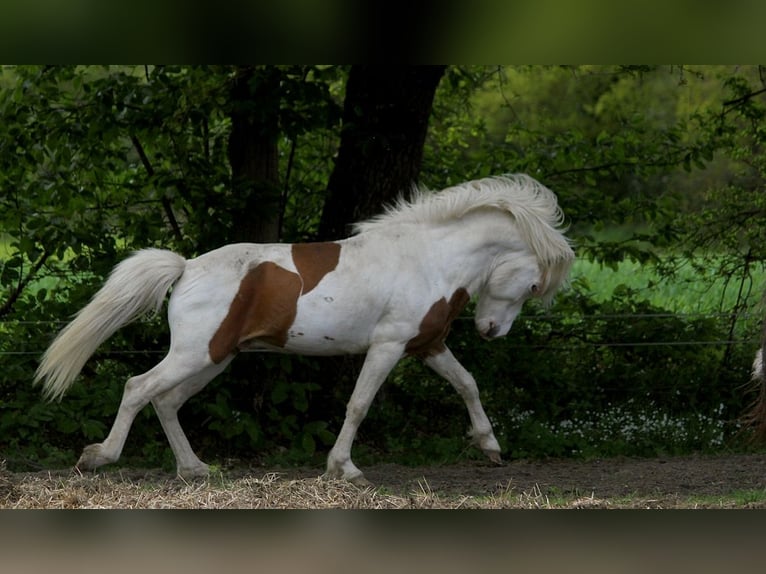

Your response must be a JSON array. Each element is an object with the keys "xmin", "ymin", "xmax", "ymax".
[
  {"xmin": 34, "ymin": 249, "xmax": 187, "ymax": 401},
  {"xmin": 742, "ymin": 324, "xmax": 766, "ymax": 442}
]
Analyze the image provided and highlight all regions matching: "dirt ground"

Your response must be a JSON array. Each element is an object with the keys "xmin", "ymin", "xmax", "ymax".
[
  {"xmin": 4, "ymin": 453, "xmax": 766, "ymax": 508},
  {"xmin": 256, "ymin": 452, "xmax": 766, "ymax": 499},
  {"xmin": 368, "ymin": 453, "xmax": 766, "ymax": 498}
]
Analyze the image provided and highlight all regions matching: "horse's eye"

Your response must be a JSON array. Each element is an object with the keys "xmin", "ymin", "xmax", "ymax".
[{"xmin": 530, "ymin": 284, "xmax": 539, "ymax": 294}]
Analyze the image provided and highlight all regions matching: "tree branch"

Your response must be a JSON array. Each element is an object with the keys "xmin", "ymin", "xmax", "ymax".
[
  {"xmin": 0, "ymin": 250, "xmax": 51, "ymax": 319},
  {"xmin": 130, "ymin": 134, "xmax": 184, "ymax": 243},
  {"xmin": 545, "ymin": 158, "xmax": 679, "ymax": 178},
  {"xmin": 721, "ymin": 87, "xmax": 766, "ymax": 111}
]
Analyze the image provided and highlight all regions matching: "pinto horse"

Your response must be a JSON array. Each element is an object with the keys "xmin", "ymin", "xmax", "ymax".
[
  {"xmin": 743, "ymin": 320, "xmax": 766, "ymax": 441},
  {"xmin": 35, "ymin": 174, "xmax": 574, "ymax": 484}
]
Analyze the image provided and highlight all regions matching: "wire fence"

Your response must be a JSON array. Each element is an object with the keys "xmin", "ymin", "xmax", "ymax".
[{"xmin": 0, "ymin": 311, "xmax": 761, "ymax": 356}]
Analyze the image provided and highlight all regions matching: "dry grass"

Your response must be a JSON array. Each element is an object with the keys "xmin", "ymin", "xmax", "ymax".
[
  {"xmin": 0, "ymin": 459, "xmax": 575, "ymax": 509},
  {"xmin": 0, "ymin": 468, "xmax": 536, "ymax": 509},
  {"xmin": 3, "ymin": 458, "xmax": 765, "ymax": 509}
]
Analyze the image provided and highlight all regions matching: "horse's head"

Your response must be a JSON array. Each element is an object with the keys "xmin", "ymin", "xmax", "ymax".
[{"xmin": 474, "ymin": 253, "xmax": 545, "ymax": 340}]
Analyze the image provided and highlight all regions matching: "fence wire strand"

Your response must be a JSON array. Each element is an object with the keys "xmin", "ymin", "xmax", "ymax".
[{"xmin": 1, "ymin": 312, "xmax": 760, "ymax": 357}]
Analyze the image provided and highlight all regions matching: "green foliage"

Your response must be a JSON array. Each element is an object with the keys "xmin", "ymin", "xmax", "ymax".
[{"xmin": 2, "ymin": 65, "xmax": 766, "ymax": 472}]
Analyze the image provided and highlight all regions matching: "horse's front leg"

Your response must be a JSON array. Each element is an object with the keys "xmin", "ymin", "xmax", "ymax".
[
  {"xmin": 424, "ymin": 346, "xmax": 502, "ymax": 464},
  {"xmin": 325, "ymin": 341, "xmax": 405, "ymax": 485}
]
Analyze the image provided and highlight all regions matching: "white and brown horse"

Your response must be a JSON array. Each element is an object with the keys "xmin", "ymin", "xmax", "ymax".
[
  {"xmin": 35, "ymin": 174, "xmax": 575, "ymax": 484},
  {"xmin": 743, "ymin": 320, "xmax": 766, "ymax": 441}
]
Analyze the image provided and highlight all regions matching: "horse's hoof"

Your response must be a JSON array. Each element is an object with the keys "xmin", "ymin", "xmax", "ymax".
[
  {"xmin": 322, "ymin": 468, "xmax": 371, "ymax": 487},
  {"xmin": 76, "ymin": 443, "xmax": 111, "ymax": 471},
  {"xmin": 347, "ymin": 474, "xmax": 373, "ymax": 488},
  {"xmin": 485, "ymin": 450, "xmax": 504, "ymax": 465},
  {"xmin": 177, "ymin": 464, "xmax": 210, "ymax": 480}
]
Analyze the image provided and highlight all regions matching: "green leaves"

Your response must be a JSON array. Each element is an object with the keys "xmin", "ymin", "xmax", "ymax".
[{"xmin": 2, "ymin": 65, "xmax": 766, "ymax": 471}]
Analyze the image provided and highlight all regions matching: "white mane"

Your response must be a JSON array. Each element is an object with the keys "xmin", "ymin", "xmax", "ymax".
[{"xmin": 353, "ymin": 174, "xmax": 575, "ymax": 289}]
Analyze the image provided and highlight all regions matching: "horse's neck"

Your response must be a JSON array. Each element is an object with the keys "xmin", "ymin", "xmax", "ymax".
[
  {"xmin": 455, "ymin": 215, "xmax": 524, "ymax": 286},
  {"xmin": 384, "ymin": 213, "xmax": 523, "ymax": 294}
]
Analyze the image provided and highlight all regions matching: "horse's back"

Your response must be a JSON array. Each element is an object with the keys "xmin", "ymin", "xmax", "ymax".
[{"xmin": 167, "ymin": 240, "xmax": 394, "ymax": 359}]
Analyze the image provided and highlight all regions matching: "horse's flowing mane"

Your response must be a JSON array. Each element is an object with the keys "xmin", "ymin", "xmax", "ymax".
[{"xmin": 353, "ymin": 174, "xmax": 575, "ymax": 300}]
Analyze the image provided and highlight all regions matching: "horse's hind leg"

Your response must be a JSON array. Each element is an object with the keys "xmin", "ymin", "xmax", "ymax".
[
  {"xmin": 76, "ymin": 352, "xmax": 228, "ymax": 475},
  {"xmin": 151, "ymin": 361, "xmax": 231, "ymax": 478}
]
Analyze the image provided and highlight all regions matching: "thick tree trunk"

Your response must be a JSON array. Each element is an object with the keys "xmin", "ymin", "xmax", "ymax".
[
  {"xmin": 224, "ymin": 66, "xmax": 284, "ymax": 394},
  {"xmin": 317, "ymin": 65, "xmax": 446, "ymax": 240},
  {"xmin": 312, "ymin": 65, "xmax": 446, "ymax": 409},
  {"xmin": 227, "ymin": 66, "xmax": 282, "ymax": 244}
]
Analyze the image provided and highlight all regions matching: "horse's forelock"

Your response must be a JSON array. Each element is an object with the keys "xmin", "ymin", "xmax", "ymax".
[{"xmin": 538, "ymin": 254, "xmax": 574, "ymax": 307}]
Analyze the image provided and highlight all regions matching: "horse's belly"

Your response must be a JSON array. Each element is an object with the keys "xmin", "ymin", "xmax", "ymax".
[
  {"xmin": 239, "ymin": 329, "xmax": 370, "ymax": 356},
  {"xmin": 284, "ymin": 333, "xmax": 368, "ymax": 355},
  {"xmin": 237, "ymin": 298, "xmax": 377, "ymax": 356},
  {"xmin": 281, "ymin": 310, "xmax": 374, "ymax": 355}
]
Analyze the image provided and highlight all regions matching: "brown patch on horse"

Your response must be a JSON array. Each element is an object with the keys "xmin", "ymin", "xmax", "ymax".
[
  {"xmin": 405, "ymin": 288, "xmax": 470, "ymax": 358},
  {"xmin": 292, "ymin": 242, "xmax": 341, "ymax": 294},
  {"xmin": 208, "ymin": 261, "xmax": 302, "ymax": 363}
]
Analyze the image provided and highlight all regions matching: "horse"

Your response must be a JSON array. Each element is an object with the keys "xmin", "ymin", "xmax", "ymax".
[
  {"xmin": 743, "ymin": 318, "xmax": 766, "ymax": 441},
  {"xmin": 34, "ymin": 174, "xmax": 575, "ymax": 485}
]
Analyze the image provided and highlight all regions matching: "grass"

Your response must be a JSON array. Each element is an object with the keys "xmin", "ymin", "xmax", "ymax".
[
  {"xmin": 571, "ymin": 257, "xmax": 766, "ymax": 315},
  {"xmin": 0, "ymin": 467, "xmax": 489, "ymax": 509},
  {"xmin": 682, "ymin": 489, "xmax": 766, "ymax": 508},
  {"xmin": 5, "ymin": 464, "xmax": 766, "ymax": 509}
]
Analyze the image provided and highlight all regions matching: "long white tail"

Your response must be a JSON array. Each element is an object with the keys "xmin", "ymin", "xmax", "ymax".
[{"xmin": 34, "ymin": 248, "xmax": 187, "ymax": 401}]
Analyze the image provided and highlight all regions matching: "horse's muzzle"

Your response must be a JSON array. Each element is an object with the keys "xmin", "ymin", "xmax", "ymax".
[{"xmin": 479, "ymin": 323, "xmax": 501, "ymax": 340}]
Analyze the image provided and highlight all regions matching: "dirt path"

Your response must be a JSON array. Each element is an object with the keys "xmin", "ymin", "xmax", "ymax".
[
  {"xmin": 366, "ymin": 453, "xmax": 766, "ymax": 498},
  {"xmin": 4, "ymin": 453, "xmax": 766, "ymax": 508},
  {"xmin": 253, "ymin": 452, "xmax": 766, "ymax": 498}
]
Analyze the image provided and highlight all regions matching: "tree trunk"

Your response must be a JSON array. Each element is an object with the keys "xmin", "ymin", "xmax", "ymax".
[
  {"xmin": 312, "ymin": 65, "xmax": 446, "ymax": 411},
  {"xmin": 317, "ymin": 65, "xmax": 446, "ymax": 241},
  {"xmin": 227, "ymin": 66, "xmax": 282, "ymax": 244},
  {"xmin": 224, "ymin": 66, "xmax": 284, "ymax": 398}
]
